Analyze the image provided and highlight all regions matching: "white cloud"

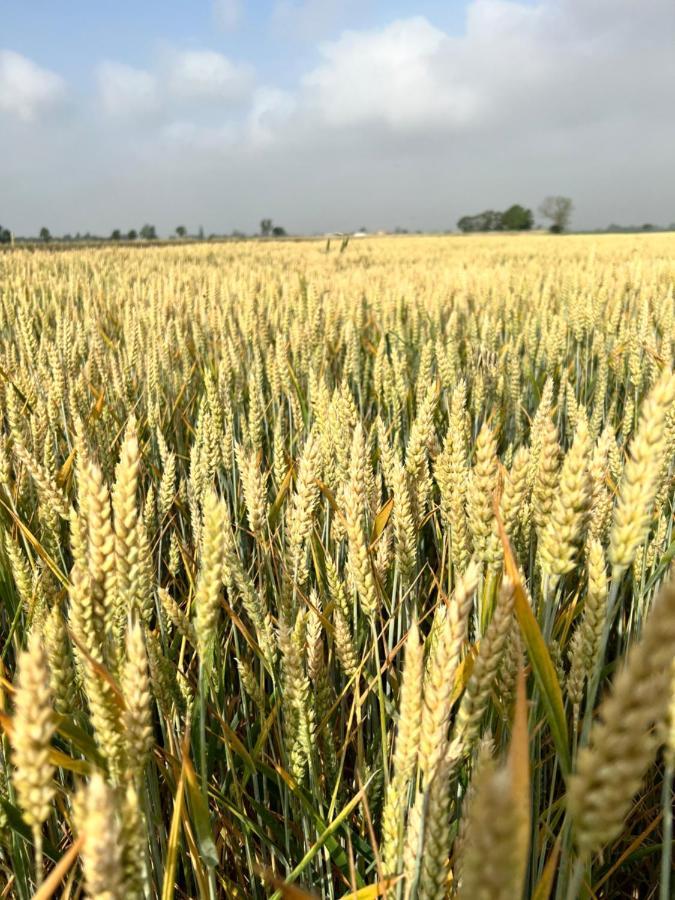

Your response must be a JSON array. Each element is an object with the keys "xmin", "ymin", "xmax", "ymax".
[
  {"xmin": 298, "ymin": 0, "xmax": 674, "ymax": 138},
  {"xmin": 161, "ymin": 119, "xmax": 237, "ymax": 150},
  {"xmin": 213, "ymin": 0, "xmax": 242, "ymax": 30},
  {"xmin": 0, "ymin": 50, "xmax": 65, "ymax": 122},
  {"xmin": 303, "ymin": 17, "xmax": 482, "ymax": 130},
  {"xmin": 248, "ymin": 87, "xmax": 296, "ymax": 144},
  {"xmin": 166, "ymin": 50, "xmax": 253, "ymax": 104},
  {"xmin": 96, "ymin": 61, "xmax": 159, "ymax": 118}
]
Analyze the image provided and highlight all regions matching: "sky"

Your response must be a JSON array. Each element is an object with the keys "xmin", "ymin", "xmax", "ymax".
[{"xmin": 1, "ymin": 0, "xmax": 674, "ymax": 236}]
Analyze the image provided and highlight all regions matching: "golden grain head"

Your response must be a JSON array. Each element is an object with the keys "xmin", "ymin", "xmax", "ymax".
[{"xmin": 0, "ymin": 233, "xmax": 673, "ymax": 897}]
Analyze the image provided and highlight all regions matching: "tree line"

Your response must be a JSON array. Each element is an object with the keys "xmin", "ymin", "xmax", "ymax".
[
  {"xmin": 458, "ymin": 196, "xmax": 574, "ymax": 233},
  {"xmin": 458, "ymin": 204, "xmax": 533, "ymax": 233},
  {"xmin": 0, "ymin": 224, "xmax": 161, "ymax": 244},
  {"xmin": 0, "ymin": 219, "xmax": 289, "ymax": 244},
  {"xmin": 8, "ymin": 200, "xmax": 675, "ymax": 244}
]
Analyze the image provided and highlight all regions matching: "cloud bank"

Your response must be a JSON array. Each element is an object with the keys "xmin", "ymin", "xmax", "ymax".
[{"xmin": 0, "ymin": 50, "xmax": 66, "ymax": 122}]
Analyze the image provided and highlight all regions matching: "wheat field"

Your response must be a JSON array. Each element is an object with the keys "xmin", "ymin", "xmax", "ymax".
[{"xmin": 0, "ymin": 233, "xmax": 674, "ymax": 899}]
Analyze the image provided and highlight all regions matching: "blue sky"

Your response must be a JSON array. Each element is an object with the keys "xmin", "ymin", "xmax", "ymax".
[
  {"xmin": 2, "ymin": 1, "xmax": 471, "ymax": 91},
  {"xmin": 1, "ymin": 0, "xmax": 673, "ymax": 235}
]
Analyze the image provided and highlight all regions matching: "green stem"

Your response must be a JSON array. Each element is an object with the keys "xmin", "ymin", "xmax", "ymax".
[
  {"xmin": 566, "ymin": 856, "xmax": 586, "ymax": 900},
  {"xmin": 33, "ymin": 827, "xmax": 43, "ymax": 889},
  {"xmin": 371, "ymin": 618, "xmax": 389, "ymax": 790},
  {"xmin": 199, "ymin": 663, "xmax": 208, "ymax": 798},
  {"xmin": 198, "ymin": 663, "xmax": 216, "ymax": 900},
  {"xmin": 659, "ymin": 760, "xmax": 673, "ymax": 900}
]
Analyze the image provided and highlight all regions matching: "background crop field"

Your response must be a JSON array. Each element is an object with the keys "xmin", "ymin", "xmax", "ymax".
[{"xmin": 0, "ymin": 233, "xmax": 674, "ymax": 899}]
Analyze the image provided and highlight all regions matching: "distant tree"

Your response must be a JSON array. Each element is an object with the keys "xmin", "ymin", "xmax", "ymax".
[
  {"xmin": 457, "ymin": 206, "xmax": 536, "ymax": 233},
  {"xmin": 539, "ymin": 196, "xmax": 573, "ymax": 233},
  {"xmin": 0, "ymin": 225, "xmax": 11, "ymax": 244},
  {"xmin": 457, "ymin": 215, "xmax": 476, "ymax": 233},
  {"xmin": 176, "ymin": 225, "xmax": 187, "ymax": 238},
  {"xmin": 394, "ymin": 226, "xmax": 409, "ymax": 234},
  {"xmin": 127, "ymin": 229, "xmax": 138, "ymax": 240},
  {"xmin": 501, "ymin": 204, "xmax": 533, "ymax": 231},
  {"xmin": 260, "ymin": 218, "xmax": 273, "ymax": 237},
  {"xmin": 272, "ymin": 225, "xmax": 286, "ymax": 237},
  {"xmin": 39, "ymin": 227, "xmax": 51, "ymax": 243},
  {"xmin": 457, "ymin": 210, "xmax": 502, "ymax": 232},
  {"xmin": 111, "ymin": 229, "xmax": 122, "ymax": 241},
  {"xmin": 140, "ymin": 224, "xmax": 157, "ymax": 240},
  {"xmin": 198, "ymin": 225, "xmax": 204, "ymax": 240}
]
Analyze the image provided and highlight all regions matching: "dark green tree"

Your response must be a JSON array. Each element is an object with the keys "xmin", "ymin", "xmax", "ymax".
[
  {"xmin": 39, "ymin": 226, "xmax": 51, "ymax": 243},
  {"xmin": 501, "ymin": 204, "xmax": 533, "ymax": 231},
  {"xmin": 457, "ymin": 215, "xmax": 477, "ymax": 233},
  {"xmin": 0, "ymin": 225, "xmax": 11, "ymax": 244},
  {"xmin": 111, "ymin": 229, "xmax": 122, "ymax": 241},
  {"xmin": 272, "ymin": 225, "xmax": 286, "ymax": 237},
  {"xmin": 176, "ymin": 225, "xmax": 187, "ymax": 238},
  {"xmin": 260, "ymin": 218, "xmax": 273, "ymax": 237},
  {"xmin": 457, "ymin": 210, "xmax": 502, "ymax": 232},
  {"xmin": 140, "ymin": 224, "xmax": 157, "ymax": 240},
  {"xmin": 458, "ymin": 205, "xmax": 534, "ymax": 233},
  {"xmin": 127, "ymin": 229, "xmax": 138, "ymax": 240}
]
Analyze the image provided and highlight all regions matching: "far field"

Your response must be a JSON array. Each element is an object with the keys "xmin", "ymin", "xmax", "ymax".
[{"xmin": 0, "ymin": 232, "xmax": 674, "ymax": 899}]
